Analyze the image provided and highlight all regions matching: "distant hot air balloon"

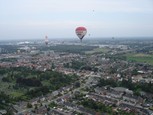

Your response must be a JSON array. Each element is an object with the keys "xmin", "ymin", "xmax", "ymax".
[
  {"xmin": 75, "ymin": 27, "xmax": 87, "ymax": 42},
  {"xmin": 45, "ymin": 36, "xmax": 48, "ymax": 45}
]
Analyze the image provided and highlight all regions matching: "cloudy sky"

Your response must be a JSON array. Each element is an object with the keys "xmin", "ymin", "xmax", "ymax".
[{"xmin": 0, "ymin": 0, "xmax": 153, "ymax": 40}]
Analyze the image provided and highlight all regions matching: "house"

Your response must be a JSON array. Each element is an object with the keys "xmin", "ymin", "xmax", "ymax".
[
  {"xmin": 48, "ymin": 109, "xmax": 67, "ymax": 115},
  {"xmin": 63, "ymin": 85, "xmax": 72, "ymax": 92},
  {"xmin": 6, "ymin": 105, "xmax": 18, "ymax": 115},
  {"xmin": 122, "ymin": 94, "xmax": 138, "ymax": 104},
  {"xmin": 0, "ymin": 110, "xmax": 7, "ymax": 115},
  {"xmin": 35, "ymin": 106, "xmax": 48, "ymax": 114},
  {"xmin": 52, "ymin": 91, "xmax": 59, "ymax": 97},
  {"xmin": 39, "ymin": 96, "xmax": 46, "ymax": 102},
  {"xmin": 29, "ymin": 98, "xmax": 39, "ymax": 106},
  {"xmin": 16, "ymin": 101, "xmax": 27, "ymax": 109},
  {"xmin": 108, "ymin": 91, "xmax": 122, "ymax": 99},
  {"xmin": 112, "ymin": 87, "xmax": 133, "ymax": 95}
]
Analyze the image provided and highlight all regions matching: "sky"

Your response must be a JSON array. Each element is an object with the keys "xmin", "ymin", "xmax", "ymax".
[{"xmin": 0, "ymin": 0, "xmax": 153, "ymax": 40}]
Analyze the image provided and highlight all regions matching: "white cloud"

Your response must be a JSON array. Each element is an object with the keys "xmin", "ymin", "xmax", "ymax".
[
  {"xmin": 1, "ymin": 0, "xmax": 152, "ymax": 15},
  {"xmin": 0, "ymin": 0, "xmax": 153, "ymax": 39}
]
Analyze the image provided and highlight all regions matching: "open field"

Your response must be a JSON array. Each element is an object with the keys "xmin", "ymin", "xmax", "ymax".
[{"xmin": 126, "ymin": 53, "xmax": 153, "ymax": 65}]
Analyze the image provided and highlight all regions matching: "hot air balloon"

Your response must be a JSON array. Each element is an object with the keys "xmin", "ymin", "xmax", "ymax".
[
  {"xmin": 75, "ymin": 27, "xmax": 87, "ymax": 42},
  {"xmin": 45, "ymin": 36, "xmax": 48, "ymax": 45}
]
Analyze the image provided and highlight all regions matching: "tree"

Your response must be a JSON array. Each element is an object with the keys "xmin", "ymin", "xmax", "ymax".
[
  {"xmin": 74, "ymin": 82, "xmax": 80, "ymax": 88},
  {"xmin": 34, "ymin": 104, "xmax": 38, "ymax": 110},
  {"xmin": 51, "ymin": 63, "xmax": 55, "ymax": 69},
  {"xmin": 27, "ymin": 102, "xmax": 32, "ymax": 108},
  {"xmin": 131, "ymin": 69, "xmax": 138, "ymax": 75},
  {"xmin": 134, "ymin": 89, "xmax": 141, "ymax": 96}
]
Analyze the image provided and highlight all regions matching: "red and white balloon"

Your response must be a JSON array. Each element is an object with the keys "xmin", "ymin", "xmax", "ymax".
[{"xmin": 75, "ymin": 27, "xmax": 87, "ymax": 41}]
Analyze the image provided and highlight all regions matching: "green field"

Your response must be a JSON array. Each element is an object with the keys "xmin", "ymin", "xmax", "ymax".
[
  {"xmin": 85, "ymin": 48, "xmax": 110, "ymax": 54},
  {"xmin": 126, "ymin": 53, "xmax": 153, "ymax": 65},
  {"xmin": 10, "ymin": 91, "xmax": 24, "ymax": 97}
]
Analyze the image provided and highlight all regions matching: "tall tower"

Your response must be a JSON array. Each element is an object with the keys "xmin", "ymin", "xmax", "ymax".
[{"xmin": 45, "ymin": 36, "xmax": 48, "ymax": 45}]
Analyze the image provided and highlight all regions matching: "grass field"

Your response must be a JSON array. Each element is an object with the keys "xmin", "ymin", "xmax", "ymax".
[
  {"xmin": 10, "ymin": 91, "xmax": 24, "ymax": 97},
  {"xmin": 126, "ymin": 53, "xmax": 153, "ymax": 65},
  {"xmin": 85, "ymin": 48, "xmax": 110, "ymax": 54}
]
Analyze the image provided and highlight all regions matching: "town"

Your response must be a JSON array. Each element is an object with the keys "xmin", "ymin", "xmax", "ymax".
[{"xmin": 0, "ymin": 38, "xmax": 153, "ymax": 115}]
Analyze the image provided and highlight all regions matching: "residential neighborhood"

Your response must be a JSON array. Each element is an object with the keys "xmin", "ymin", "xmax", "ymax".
[{"xmin": 0, "ymin": 39, "xmax": 153, "ymax": 115}]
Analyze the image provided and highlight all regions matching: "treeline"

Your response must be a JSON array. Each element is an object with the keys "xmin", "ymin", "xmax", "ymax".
[
  {"xmin": 0, "ymin": 45, "xmax": 18, "ymax": 54},
  {"xmin": 97, "ymin": 78, "xmax": 153, "ymax": 94},
  {"xmin": 0, "ymin": 58, "xmax": 17, "ymax": 62},
  {"xmin": 16, "ymin": 77, "xmax": 42, "ymax": 87},
  {"xmin": 40, "ymin": 45, "xmax": 98, "ymax": 54},
  {"xmin": 105, "ymin": 54, "xmax": 127, "ymax": 61},
  {"xmin": 26, "ymin": 86, "xmax": 49, "ymax": 98}
]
